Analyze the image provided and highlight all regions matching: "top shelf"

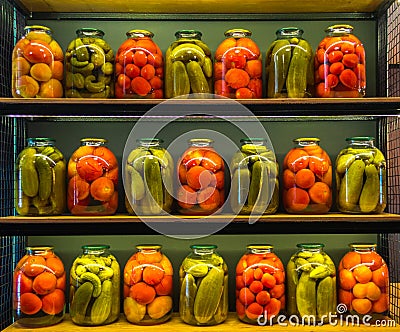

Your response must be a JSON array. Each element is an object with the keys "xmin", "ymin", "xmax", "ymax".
[
  {"xmin": 16, "ymin": 0, "xmax": 387, "ymax": 15},
  {"xmin": 1, "ymin": 97, "xmax": 400, "ymax": 119}
]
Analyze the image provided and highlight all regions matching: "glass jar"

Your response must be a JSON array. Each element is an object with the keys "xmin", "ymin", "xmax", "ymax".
[
  {"xmin": 65, "ymin": 28, "xmax": 114, "ymax": 98},
  {"xmin": 69, "ymin": 245, "xmax": 120, "ymax": 326},
  {"xmin": 282, "ymin": 138, "xmax": 332, "ymax": 214},
  {"xmin": 12, "ymin": 25, "xmax": 64, "ymax": 98},
  {"xmin": 336, "ymin": 137, "xmax": 386, "ymax": 214},
  {"xmin": 287, "ymin": 243, "xmax": 336, "ymax": 324},
  {"xmin": 214, "ymin": 29, "xmax": 262, "ymax": 99},
  {"xmin": 165, "ymin": 30, "xmax": 212, "ymax": 98},
  {"xmin": 179, "ymin": 245, "xmax": 228, "ymax": 326},
  {"xmin": 230, "ymin": 138, "xmax": 278, "ymax": 215},
  {"xmin": 177, "ymin": 138, "xmax": 224, "ymax": 215},
  {"xmin": 266, "ymin": 27, "xmax": 313, "ymax": 98},
  {"xmin": 115, "ymin": 29, "xmax": 163, "ymax": 99},
  {"xmin": 125, "ymin": 138, "xmax": 173, "ymax": 215},
  {"xmin": 123, "ymin": 245, "xmax": 173, "ymax": 325},
  {"xmin": 236, "ymin": 245, "xmax": 285, "ymax": 325},
  {"xmin": 15, "ymin": 137, "xmax": 66, "ymax": 216},
  {"xmin": 67, "ymin": 138, "xmax": 118, "ymax": 215},
  {"xmin": 315, "ymin": 24, "xmax": 366, "ymax": 98},
  {"xmin": 13, "ymin": 246, "xmax": 66, "ymax": 327},
  {"xmin": 338, "ymin": 243, "xmax": 389, "ymax": 319}
]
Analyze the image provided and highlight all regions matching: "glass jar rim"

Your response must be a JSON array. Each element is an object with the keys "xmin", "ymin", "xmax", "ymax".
[
  {"xmin": 26, "ymin": 246, "xmax": 54, "ymax": 252},
  {"xmin": 136, "ymin": 244, "xmax": 162, "ymax": 250},
  {"xmin": 137, "ymin": 138, "xmax": 163, "ymax": 146},
  {"xmin": 240, "ymin": 138, "xmax": 266, "ymax": 144},
  {"xmin": 76, "ymin": 28, "xmax": 105, "ymax": 37},
  {"xmin": 224, "ymin": 28, "xmax": 252, "ymax": 37},
  {"xmin": 276, "ymin": 27, "xmax": 304, "ymax": 36},
  {"xmin": 24, "ymin": 25, "xmax": 52, "ymax": 34},
  {"xmin": 325, "ymin": 24, "xmax": 354, "ymax": 34},
  {"xmin": 297, "ymin": 243, "xmax": 325, "ymax": 249},
  {"xmin": 188, "ymin": 138, "xmax": 214, "ymax": 146},
  {"xmin": 80, "ymin": 138, "xmax": 107, "ymax": 144},
  {"xmin": 346, "ymin": 136, "xmax": 375, "ymax": 142},
  {"xmin": 126, "ymin": 29, "xmax": 154, "ymax": 38},
  {"xmin": 175, "ymin": 30, "xmax": 202, "ymax": 39},
  {"xmin": 190, "ymin": 244, "xmax": 217, "ymax": 250},
  {"xmin": 82, "ymin": 244, "xmax": 110, "ymax": 250},
  {"xmin": 27, "ymin": 137, "xmax": 55, "ymax": 144}
]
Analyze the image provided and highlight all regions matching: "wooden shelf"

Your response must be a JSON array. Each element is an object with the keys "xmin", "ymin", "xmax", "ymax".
[
  {"xmin": 2, "ymin": 313, "xmax": 398, "ymax": 332},
  {"xmin": 1, "ymin": 213, "xmax": 400, "ymax": 236},
  {"xmin": 1, "ymin": 97, "xmax": 400, "ymax": 119}
]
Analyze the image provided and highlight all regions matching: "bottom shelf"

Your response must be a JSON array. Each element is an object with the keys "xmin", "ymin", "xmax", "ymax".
[{"xmin": 3, "ymin": 313, "xmax": 398, "ymax": 332}]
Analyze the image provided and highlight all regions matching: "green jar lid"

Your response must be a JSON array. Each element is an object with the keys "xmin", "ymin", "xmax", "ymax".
[
  {"xmin": 297, "ymin": 243, "xmax": 325, "ymax": 249},
  {"xmin": 346, "ymin": 136, "xmax": 374, "ymax": 141},
  {"xmin": 190, "ymin": 244, "xmax": 217, "ymax": 250}
]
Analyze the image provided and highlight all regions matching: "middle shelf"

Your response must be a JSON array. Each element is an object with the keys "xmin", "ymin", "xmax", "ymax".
[{"xmin": 1, "ymin": 213, "xmax": 400, "ymax": 235}]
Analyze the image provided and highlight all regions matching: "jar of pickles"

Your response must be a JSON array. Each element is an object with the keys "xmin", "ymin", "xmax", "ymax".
[
  {"xmin": 315, "ymin": 24, "xmax": 366, "ymax": 98},
  {"xmin": 266, "ymin": 27, "xmax": 313, "ymax": 98},
  {"xmin": 287, "ymin": 243, "xmax": 336, "ymax": 323},
  {"xmin": 125, "ymin": 138, "xmax": 173, "ymax": 215},
  {"xmin": 67, "ymin": 138, "xmax": 118, "ymax": 215},
  {"xmin": 115, "ymin": 29, "xmax": 163, "ymax": 98},
  {"xmin": 179, "ymin": 245, "xmax": 228, "ymax": 326},
  {"xmin": 338, "ymin": 243, "xmax": 389, "ymax": 318},
  {"xmin": 214, "ymin": 29, "xmax": 262, "ymax": 98},
  {"xmin": 13, "ymin": 246, "xmax": 66, "ymax": 327},
  {"xmin": 165, "ymin": 30, "xmax": 212, "ymax": 98},
  {"xmin": 69, "ymin": 245, "xmax": 120, "ymax": 326},
  {"xmin": 177, "ymin": 138, "xmax": 224, "ymax": 215},
  {"xmin": 15, "ymin": 137, "xmax": 66, "ymax": 216},
  {"xmin": 236, "ymin": 245, "xmax": 285, "ymax": 325},
  {"xmin": 282, "ymin": 138, "xmax": 332, "ymax": 214},
  {"xmin": 230, "ymin": 138, "xmax": 278, "ymax": 215},
  {"xmin": 123, "ymin": 245, "xmax": 173, "ymax": 325},
  {"xmin": 12, "ymin": 25, "xmax": 64, "ymax": 98},
  {"xmin": 336, "ymin": 137, "xmax": 386, "ymax": 214},
  {"xmin": 65, "ymin": 28, "xmax": 114, "ymax": 98}
]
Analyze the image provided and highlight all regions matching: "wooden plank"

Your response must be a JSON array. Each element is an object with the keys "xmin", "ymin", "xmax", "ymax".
[
  {"xmin": 18, "ymin": 0, "xmax": 385, "ymax": 13},
  {"xmin": 2, "ymin": 313, "xmax": 398, "ymax": 331}
]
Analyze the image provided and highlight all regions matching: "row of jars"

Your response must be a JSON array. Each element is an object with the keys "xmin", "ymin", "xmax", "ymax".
[
  {"xmin": 11, "ymin": 24, "xmax": 366, "ymax": 100},
  {"xmin": 13, "ymin": 242, "xmax": 389, "ymax": 327},
  {"xmin": 15, "ymin": 135, "xmax": 386, "ymax": 217}
]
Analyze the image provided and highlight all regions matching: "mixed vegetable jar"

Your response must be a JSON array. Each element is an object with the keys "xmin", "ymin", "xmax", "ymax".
[
  {"xmin": 286, "ymin": 243, "xmax": 336, "ymax": 324},
  {"xmin": 15, "ymin": 137, "xmax": 66, "ymax": 216},
  {"xmin": 13, "ymin": 246, "xmax": 66, "ymax": 327},
  {"xmin": 266, "ymin": 27, "xmax": 313, "ymax": 98},
  {"xmin": 69, "ymin": 245, "xmax": 120, "ymax": 326},
  {"xmin": 125, "ymin": 138, "xmax": 173, "ymax": 215},
  {"xmin": 123, "ymin": 245, "xmax": 173, "ymax": 325},
  {"xmin": 338, "ymin": 243, "xmax": 389, "ymax": 318},
  {"xmin": 214, "ymin": 29, "xmax": 262, "ymax": 98},
  {"xmin": 165, "ymin": 30, "xmax": 212, "ymax": 98},
  {"xmin": 12, "ymin": 25, "xmax": 64, "ymax": 98},
  {"xmin": 230, "ymin": 138, "xmax": 279, "ymax": 215},
  {"xmin": 177, "ymin": 138, "xmax": 225, "ymax": 215},
  {"xmin": 179, "ymin": 245, "xmax": 228, "ymax": 326},
  {"xmin": 115, "ymin": 30, "xmax": 164, "ymax": 98},
  {"xmin": 67, "ymin": 138, "xmax": 118, "ymax": 215},
  {"xmin": 282, "ymin": 138, "xmax": 332, "ymax": 214},
  {"xmin": 314, "ymin": 24, "xmax": 366, "ymax": 98},
  {"xmin": 65, "ymin": 28, "xmax": 114, "ymax": 98},
  {"xmin": 236, "ymin": 245, "xmax": 285, "ymax": 324},
  {"xmin": 335, "ymin": 137, "xmax": 386, "ymax": 214}
]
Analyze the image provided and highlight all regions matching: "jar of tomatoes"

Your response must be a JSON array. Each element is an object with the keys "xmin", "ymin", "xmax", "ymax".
[
  {"xmin": 12, "ymin": 25, "xmax": 64, "ymax": 98},
  {"xmin": 315, "ymin": 24, "xmax": 366, "ymax": 98},
  {"xmin": 214, "ymin": 29, "xmax": 262, "ymax": 98},
  {"xmin": 115, "ymin": 29, "xmax": 163, "ymax": 98},
  {"xmin": 13, "ymin": 246, "xmax": 66, "ymax": 327},
  {"xmin": 123, "ymin": 245, "xmax": 173, "ymax": 325},
  {"xmin": 177, "ymin": 138, "xmax": 224, "ymax": 215},
  {"xmin": 336, "ymin": 137, "xmax": 386, "ymax": 214},
  {"xmin": 67, "ymin": 138, "xmax": 118, "ymax": 215},
  {"xmin": 65, "ymin": 28, "xmax": 114, "ymax": 98},
  {"xmin": 165, "ymin": 30, "xmax": 212, "ymax": 98},
  {"xmin": 282, "ymin": 138, "xmax": 332, "ymax": 214},
  {"xmin": 15, "ymin": 137, "xmax": 66, "ymax": 216},
  {"xmin": 338, "ymin": 243, "xmax": 389, "ymax": 318},
  {"xmin": 179, "ymin": 245, "xmax": 228, "ymax": 326},
  {"xmin": 236, "ymin": 245, "xmax": 285, "ymax": 325},
  {"xmin": 69, "ymin": 245, "xmax": 120, "ymax": 326},
  {"xmin": 266, "ymin": 27, "xmax": 313, "ymax": 98},
  {"xmin": 125, "ymin": 138, "xmax": 173, "ymax": 215},
  {"xmin": 230, "ymin": 138, "xmax": 279, "ymax": 215},
  {"xmin": 287, "ymin": 243, "xmax": 336, "ymax": 324}
]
